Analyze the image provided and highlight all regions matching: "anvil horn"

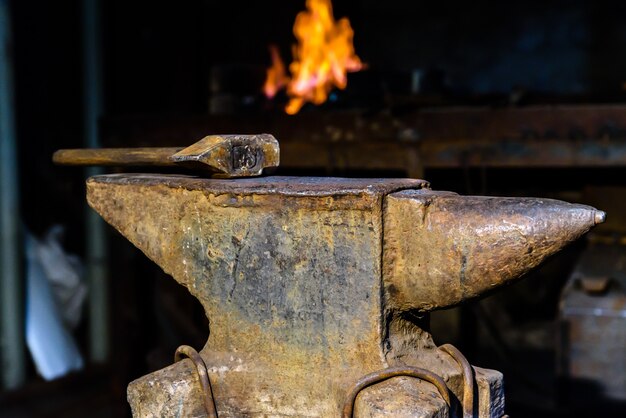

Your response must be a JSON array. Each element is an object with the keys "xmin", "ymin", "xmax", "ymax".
[{"xmin": 383, "ymin": 189, "xmax": 605, "ymax": 312}]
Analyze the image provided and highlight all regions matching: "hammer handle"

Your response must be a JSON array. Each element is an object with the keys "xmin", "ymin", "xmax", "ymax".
[{"xmin": 53, "ymin": 147, "xmax": 184, "ymax": 167}]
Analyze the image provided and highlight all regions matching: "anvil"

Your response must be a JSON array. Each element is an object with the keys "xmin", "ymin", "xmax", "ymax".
[{"xmin": 86, "ymin": 174, "xmax": 603, "ymax": 417}]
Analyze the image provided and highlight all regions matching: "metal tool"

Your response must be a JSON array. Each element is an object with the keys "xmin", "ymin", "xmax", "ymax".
[
  {"xmin": 84, "ymin": 174, "xmax": 604, "ymax": 417},
  {"xmin": 53, "ymin": 134, "xmax": 280, "ymax": 178}
]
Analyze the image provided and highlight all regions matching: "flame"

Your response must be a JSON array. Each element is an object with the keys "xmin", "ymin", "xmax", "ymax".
[
  {"xmin": 263, "ymin": 45, "xmax": 289, "ymax": 99},
  {"xmin": 264, "ymin": 0, "xmax": 363, "ymax": 114}
]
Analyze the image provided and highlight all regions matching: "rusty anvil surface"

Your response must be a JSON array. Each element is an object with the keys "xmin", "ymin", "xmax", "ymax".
[{"xmin": 86, "ymin": 174, "xmax": 603, "ymax": 417}]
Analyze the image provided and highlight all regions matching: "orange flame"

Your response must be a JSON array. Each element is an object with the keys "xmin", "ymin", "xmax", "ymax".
[
  {"xmin": 263, "ymin": 0, "xmax": 363, "ymax": 114},
  {"xmin": 263, "ymin": 45, "xmax": 289, "ymax": 99}
]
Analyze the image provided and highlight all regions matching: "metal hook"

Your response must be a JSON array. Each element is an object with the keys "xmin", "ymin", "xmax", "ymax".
[
  {"xmin": 439, "ymin": 343, "xmax": 475, "ymax": 418},
  {"xmin": 342, "ymin": 366, "xmax": 451, "ymax": 418},
  {"xmin": 174, "ymin": 345, "xmax": 218, "ymax": 418}
]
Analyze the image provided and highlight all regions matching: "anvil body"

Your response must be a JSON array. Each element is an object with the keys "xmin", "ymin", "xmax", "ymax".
[{"xmin": 87, "ymin": 174, "xmax": 602, "ymax": 417}]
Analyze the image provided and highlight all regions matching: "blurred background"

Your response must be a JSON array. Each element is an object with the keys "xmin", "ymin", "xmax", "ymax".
[{"xmin": 1, "ymin": 0, "xmax": 626, "ymax": 416}]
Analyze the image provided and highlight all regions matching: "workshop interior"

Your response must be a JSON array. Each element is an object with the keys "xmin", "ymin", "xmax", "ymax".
[{"xmin": 1, "ymin": 0, "xmax": 626, "ymax": 416}]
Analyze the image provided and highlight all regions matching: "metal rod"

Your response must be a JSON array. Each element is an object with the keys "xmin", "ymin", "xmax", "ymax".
[
  {"xmin": 341, "ymin": 366, "xmax": 451, "ymax": 418},
  {"xmin": 83, "ymin": 0, "xmax": 109, "ymax": 363},
  {"xmin": 175, "ymin": 345, "xmax": 218, "ymax": 418},
  {"xmin": 0, "ymin": 0, "xmax": 26, "ymax": 390},
  {"xmin": 439, "ymin": 344, "xmax": 475, "ymax": 418}
]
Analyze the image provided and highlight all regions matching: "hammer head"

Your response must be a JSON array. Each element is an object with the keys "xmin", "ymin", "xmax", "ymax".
[{"xmin": 170, "ymin": 134, "xmax": 280, "ymax": 178}]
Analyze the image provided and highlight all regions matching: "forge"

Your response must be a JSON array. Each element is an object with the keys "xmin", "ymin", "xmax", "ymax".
[{"xmin": 83, "ymin": 168, "xmax": 603, "ymax": 417}]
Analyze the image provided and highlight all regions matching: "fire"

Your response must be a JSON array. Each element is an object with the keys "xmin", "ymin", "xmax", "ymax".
[
  {"xmin": 264, "ymin": 0, "xmax": 363, "ymax": 114},
  {"xmin": 263, "ymin": 45, "xmax": 289, "ymax": 99}
]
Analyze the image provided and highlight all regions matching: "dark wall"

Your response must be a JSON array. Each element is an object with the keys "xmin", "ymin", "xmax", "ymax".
[
  {"xmin": 13, "ymin": 0, "xmax": 626, "ymax": 118},
  {"xmin": 11, "ymin": 0, "xmax": 85, "ymax": 239},
  {"xmin": 14, "ymin": 1, "xmax": 626, "ymax": 118},
  {"xmin": 353, "ymin": 1, "xmax": 592, "ymax": 94},
  {"xmin": 101, "ymin": 0, "xmax": 626, "ymax": 115}
]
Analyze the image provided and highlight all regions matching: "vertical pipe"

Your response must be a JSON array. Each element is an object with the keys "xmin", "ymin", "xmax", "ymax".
[
  {"xmin": 0, "ymin": 0, "xmax": 26, "ymax": 389},
  {"xmin": 83, "ymin": 0, "xmax": 109, "ymax": 363}
]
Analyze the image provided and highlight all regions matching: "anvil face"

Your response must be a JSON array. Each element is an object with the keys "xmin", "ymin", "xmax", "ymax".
[{"xmin": 87, "ymin": 174, "xmax": 602, "ymax": 417}]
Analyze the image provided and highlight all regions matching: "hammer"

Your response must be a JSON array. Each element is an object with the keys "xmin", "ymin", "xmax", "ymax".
[{"xmin": 53, "ymin": 133, "xmax": 280, "ymax": 178}]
